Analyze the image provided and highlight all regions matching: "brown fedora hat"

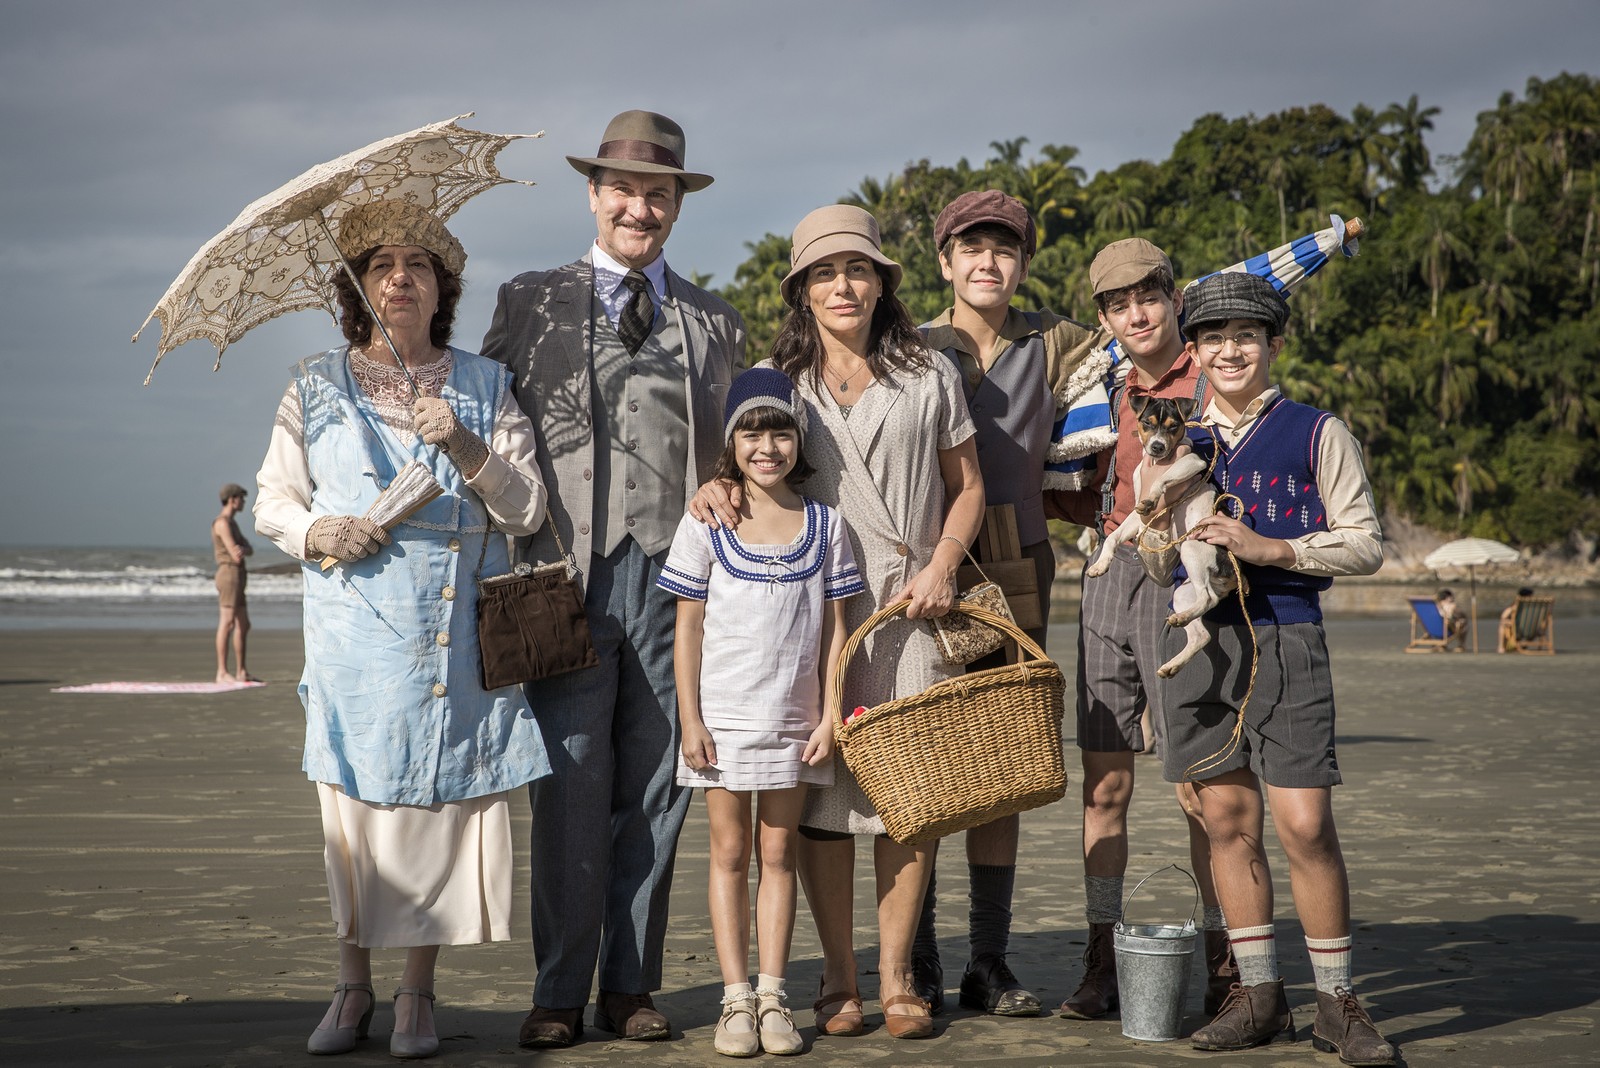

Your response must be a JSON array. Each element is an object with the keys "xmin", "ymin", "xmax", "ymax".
[{"xmin": 565, "ymin": 109, "xmax": 713, "ymax": 192}]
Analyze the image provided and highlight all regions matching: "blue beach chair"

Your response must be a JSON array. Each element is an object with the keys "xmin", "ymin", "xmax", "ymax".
[{"xmin": 1405, "ymin": 597, "xmax": 1452, "ymax": 653}]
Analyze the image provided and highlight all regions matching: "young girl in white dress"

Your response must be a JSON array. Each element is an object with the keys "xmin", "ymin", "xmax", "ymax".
[{"xmin": 658, "ymin": 368, "xmax": 865, "ymax": 1057}]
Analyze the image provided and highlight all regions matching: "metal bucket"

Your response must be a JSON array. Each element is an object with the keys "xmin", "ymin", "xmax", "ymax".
[{"xmin": 1114, "ymin": 864, "xmax": 1199, "ymax": 1042}]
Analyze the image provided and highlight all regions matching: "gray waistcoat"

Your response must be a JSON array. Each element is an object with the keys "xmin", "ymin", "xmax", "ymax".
[
  {"xmin": 939, "ymin": 315, "xmax": 1053, "ymax": 545},
  {"xmin": 590, "ymin": 293, "xmax": 689, "ymax": 556}
]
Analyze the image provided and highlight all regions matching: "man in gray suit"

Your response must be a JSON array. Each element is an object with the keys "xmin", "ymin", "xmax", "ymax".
[{"xmin": 481, "ymin": 110, "xmax": 745, "ymax": 1048}]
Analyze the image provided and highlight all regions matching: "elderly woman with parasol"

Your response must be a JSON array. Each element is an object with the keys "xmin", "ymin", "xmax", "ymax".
[{"xmin": 254, "ymin": 201, "xmax": 551, "ymax": 1059}]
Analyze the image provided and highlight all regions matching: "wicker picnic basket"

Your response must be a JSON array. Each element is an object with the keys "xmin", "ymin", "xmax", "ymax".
[{"xmin": 831, "ymin": 601, "xmax": 1067, "ymax": 845}]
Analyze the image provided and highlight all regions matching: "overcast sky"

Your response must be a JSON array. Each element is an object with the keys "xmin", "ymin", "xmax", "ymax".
[{"xmin": 2, "ymin": 0, "xmax": 1595, "ymax": 548}]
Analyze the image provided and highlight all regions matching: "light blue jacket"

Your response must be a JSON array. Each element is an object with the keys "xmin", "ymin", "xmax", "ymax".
[{"xmin": 294, "ymin": 347, "xmax": 550, "ymax": 805}]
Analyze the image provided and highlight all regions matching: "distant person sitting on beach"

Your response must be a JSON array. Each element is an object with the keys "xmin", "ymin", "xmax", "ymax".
[
  {"xmin": 1498, "ymin": 586, "xmax": 1537, "ymax": 652},
  {"xmin": 1436, "ymin": 588, "xmax": 1469, "ymax": 650},
  {"xmin": 212, "ymin": 483, "xmax": 257, "ymax": 683}
]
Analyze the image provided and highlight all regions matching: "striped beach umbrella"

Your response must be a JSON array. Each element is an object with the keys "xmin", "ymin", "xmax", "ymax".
[
  {"xmin": 1045, "ymin": 216, "xmax": 1364, "ymax": 491},
  {"xmin": 1423, "ymin": 537, "xmax": 1522, "ymax": 652}
]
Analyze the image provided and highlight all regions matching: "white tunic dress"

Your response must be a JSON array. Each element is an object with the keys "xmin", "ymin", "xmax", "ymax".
[{"xmin": 658, "ymin": 498, "xmax": 865, "ymax": 790}]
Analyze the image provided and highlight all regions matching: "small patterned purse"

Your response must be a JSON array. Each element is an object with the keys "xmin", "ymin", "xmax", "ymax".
[{"xmin": 929, "ymin": 558, "xmax": 1018, "ymax": 666}]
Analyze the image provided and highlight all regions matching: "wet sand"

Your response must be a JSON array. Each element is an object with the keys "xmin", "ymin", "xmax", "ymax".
[{"xmin": 3, "ymin": 618, "xmax": 1597, "ymax": 1066}]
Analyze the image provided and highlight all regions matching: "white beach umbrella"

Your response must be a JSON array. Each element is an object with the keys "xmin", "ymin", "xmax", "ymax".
[{"xmin": 1423, "ymin": 537, "xmax": 1522, "ymax": 651}]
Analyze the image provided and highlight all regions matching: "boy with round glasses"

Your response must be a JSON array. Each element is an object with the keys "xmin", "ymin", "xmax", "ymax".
[{"xmin": 1150, "ymin": 271, "xmax": 1393, "ymax": 1065}]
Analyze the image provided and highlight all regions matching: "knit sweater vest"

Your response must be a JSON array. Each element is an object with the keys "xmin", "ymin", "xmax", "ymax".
[{"xmin": 1193, "ymin": 396, "xmax": 1334, "ymax": 626}]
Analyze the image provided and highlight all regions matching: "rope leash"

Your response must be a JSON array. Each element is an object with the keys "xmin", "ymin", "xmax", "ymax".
[
  {"xmin": 1182, "ymin": 491, "xmax": 1259, "ymax": 781},
  {"xmin": 1120, "ymin": 420, "xmax": 1260, "ymax": 781}
]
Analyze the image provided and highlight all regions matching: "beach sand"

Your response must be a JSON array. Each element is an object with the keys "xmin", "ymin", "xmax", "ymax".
[{"xmin": 2, "ymin": 618, "xmax": 1597, "ymax": 1066}]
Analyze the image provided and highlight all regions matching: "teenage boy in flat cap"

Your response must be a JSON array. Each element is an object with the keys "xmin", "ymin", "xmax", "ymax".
[
  {"xmin": 1147, "ymin": 272, "xmax": 1392, "ymax": 1066},
  {"xmin": 914, "ymin": 190, "xmax": 1109, "ymax": 1017},
  {"xmin": 1046, "ymin": 238, "xmax": 1243, "ymax": 1022},
  {"xmin": 482, "ymin": 109, "xmax": 745, "ymax": 1048}
]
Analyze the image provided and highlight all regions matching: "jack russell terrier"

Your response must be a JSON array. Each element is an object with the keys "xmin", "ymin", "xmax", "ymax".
[{"xmin": 1085, "ymin": 395, "xmax": 1237, "ymax": 677}]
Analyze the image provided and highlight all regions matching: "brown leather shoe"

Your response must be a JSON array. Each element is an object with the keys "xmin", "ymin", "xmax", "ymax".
[
  {"xmin": 1191, "ymin": 980, "xmax": 1296, "ymax": 1051},
  {"xmin": 812, "ymin": 980, "xmax": 865, "ymax": 1037},
  {"xmin": 1058, "ymin": 922, "xmax": 1118, "ymax": 1019},
  {"xmin": 1312, "ymin": 987, "xmax": 1395, "ymax": 1066},
  {"xmin": 1203, "ymin": 929, "xmax": 1239, "ymax": 1017},
  {"xmin": 594, "ymin": 990, "xmax": 671, "ymax": 1041},
  {"xmin": 518, "ymin": 1004, "xmax": 583, "ymax": 1048},
  {"xmin": 880, "ymin": 993, "xmax": 934, "ymax": 1039}
]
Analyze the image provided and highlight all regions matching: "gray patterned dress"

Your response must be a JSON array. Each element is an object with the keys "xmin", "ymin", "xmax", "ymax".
[{"xmin": 758, "ymin": 354, "xmax": 977, "ymax": 834}]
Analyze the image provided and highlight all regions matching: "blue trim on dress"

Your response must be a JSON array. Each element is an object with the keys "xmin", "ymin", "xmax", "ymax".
[{"xmin": 710, "ymin": 498, "xmax": 830, "ymax": 585}]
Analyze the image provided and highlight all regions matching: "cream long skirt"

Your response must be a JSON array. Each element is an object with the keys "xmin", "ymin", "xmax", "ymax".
[{"xmin": 317, "ymin": 783, "xmax": 513, "ymax": 949}]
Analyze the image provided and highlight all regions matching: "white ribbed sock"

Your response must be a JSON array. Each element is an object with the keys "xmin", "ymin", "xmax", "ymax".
[
  {"xmin": 1306, "ymin": 935, "xmax": 1353, "ymax": 994},
  {"xmin": 1229, "ymin": 923, "xmax": 1277, "ymax": 987}
]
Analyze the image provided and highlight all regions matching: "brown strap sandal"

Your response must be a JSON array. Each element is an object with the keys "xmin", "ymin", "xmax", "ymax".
[{"xmin": 812, "ymin": 982, "xmax": 865, "ymax": 1037}]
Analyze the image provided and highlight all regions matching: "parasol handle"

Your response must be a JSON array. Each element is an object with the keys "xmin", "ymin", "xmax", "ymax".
[
  {"xmin": 315, "ymin": 213, "xmax": 422, "ymax": 402},
  {"xmin": 1344, "ymin": 217, "xmax": 1364, "ymax": 243}
]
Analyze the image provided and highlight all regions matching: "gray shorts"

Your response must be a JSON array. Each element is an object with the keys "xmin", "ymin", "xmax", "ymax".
[
  {"xmin": 1076, "ymin": 542, "xmax": 1173, "ymax": 753},
  {"xmin": 1156, "ymin": 620, "xmax": 1343, "ymax": 788}
]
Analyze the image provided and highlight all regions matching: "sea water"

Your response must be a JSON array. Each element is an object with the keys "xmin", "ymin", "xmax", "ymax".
[{"xmin": 0, "ymin": 546, "xmax": 304, "ymax": 629}]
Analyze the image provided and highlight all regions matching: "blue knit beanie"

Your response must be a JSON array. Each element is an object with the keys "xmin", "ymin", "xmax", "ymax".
[{"xmin": 723, "ymin": 367, "xmax": 808, "ymax": 444}]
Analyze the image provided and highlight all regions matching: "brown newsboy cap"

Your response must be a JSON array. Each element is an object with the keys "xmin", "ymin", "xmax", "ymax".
[
  {"xmin": 220, "ymin": 483, "xmax": 248, "ymax": 503},
  {"xmin": 1089, "ymin": 237, "xmax": 1172, "ymax": 297},
  {"xmin": 934, "ymin": 190, "xmax": 1037, "ymax": 258},
  {"xmin": 566, "ymin": 109, "xmax": 713, "ymax": 192},
  {"xmin": 780, "ymin": 205, "xmax": 903, "ymax": 306}
]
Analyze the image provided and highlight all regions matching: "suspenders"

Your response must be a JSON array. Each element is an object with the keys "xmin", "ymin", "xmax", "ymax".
[{"xmin": 1096, "ymin": 369, "xmax": 1209, "ymax": 530}]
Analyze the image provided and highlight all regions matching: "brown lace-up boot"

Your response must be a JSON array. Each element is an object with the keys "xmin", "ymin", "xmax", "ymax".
[
  {"xmin": 1190, "ymin": 979, "xmax": 1295, "ymax": 1051},
  {"xmin": 1203, "ymin": 929, "xmax": 1239, "ymax": 1016},
  {"xmin": 1057, "ymin": 922, "xmax": 1118, "ymax": 1019},
  {"xmin": 1312, "ymin": 987, "xmax": 1395, "ymax": 1065}
]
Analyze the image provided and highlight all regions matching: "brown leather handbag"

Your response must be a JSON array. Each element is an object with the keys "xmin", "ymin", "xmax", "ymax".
[{"xmin": 475, "ymin": 512, "xmax": 598, "ymax": 689}]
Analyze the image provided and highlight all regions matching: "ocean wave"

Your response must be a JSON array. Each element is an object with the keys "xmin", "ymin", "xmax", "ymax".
[{"xmin": 0, "ymin": 566, "xmax": 303, "ymax": 602}]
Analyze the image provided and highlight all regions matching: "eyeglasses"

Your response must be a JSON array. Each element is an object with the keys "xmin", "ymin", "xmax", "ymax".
[{"xmin": 1195, "ymin": 330, "xmax": 1266, "ymax": 353}]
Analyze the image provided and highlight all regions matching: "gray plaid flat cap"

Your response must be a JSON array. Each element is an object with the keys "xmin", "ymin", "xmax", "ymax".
[{"xmin": 1181, "ymin": 271, "xmax": 1291, "ymax": 339}]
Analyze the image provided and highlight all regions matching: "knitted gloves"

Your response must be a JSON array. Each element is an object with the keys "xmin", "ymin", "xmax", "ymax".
[
  {"xmin": 306, "ymin": 516, "xmax": 391, "ymax": 562},
  {"xmin": 413, "ymin": 396, "xmax": 488, "ymax": 476}
]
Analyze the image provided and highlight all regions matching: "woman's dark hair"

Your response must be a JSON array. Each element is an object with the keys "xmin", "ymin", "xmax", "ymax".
[
  {"xmin": 768, "ymin": 264, "xmax": 931, "ymax": 391},
  {"xmin": 709, "ymin": 405, "xmax": 814, "ymax": 486},
  {"xmin": 332, "ymin": 247, "xmax": 463, "ymax": 348}
]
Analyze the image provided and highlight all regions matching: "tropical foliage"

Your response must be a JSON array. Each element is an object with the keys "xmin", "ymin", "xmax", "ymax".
[{"xmin": 719, "ymin": 73, "xmax": 1600, "ymax": 550}]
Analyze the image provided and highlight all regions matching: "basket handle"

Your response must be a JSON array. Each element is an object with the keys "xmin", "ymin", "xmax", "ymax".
[
  {"xmin": 830, "ymin": 600, "xmax": 1050, "ymax": 735},
  {"xmin": 1119, "ymin": 863, "xmax": 1200, "ymax": 929}
]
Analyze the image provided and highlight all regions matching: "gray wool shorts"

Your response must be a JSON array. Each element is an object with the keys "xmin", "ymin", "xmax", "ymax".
[{"xmin": 1156, "ymin": 619, "xmax": 1343, "ymax": 789}]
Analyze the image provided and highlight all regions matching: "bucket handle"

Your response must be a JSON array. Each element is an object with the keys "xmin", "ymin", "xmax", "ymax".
[{"xmin": 1119, "ymin": 863, "xmax": 1200, "ymax": 929}]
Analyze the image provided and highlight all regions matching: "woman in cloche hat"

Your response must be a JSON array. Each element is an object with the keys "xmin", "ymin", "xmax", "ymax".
[{"xmin": 697, "ymin": 204, "xmax": 985, "ymax": 1039}]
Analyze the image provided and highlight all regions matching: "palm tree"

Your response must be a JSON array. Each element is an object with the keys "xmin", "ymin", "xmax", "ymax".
[
  {"xmin": 1382, "ymin": 94, "xmax": 1441, "ymax": 192},
  {"xmin": 1418, "ymin": 200, "xmax": 1471, "ymax": 319}
]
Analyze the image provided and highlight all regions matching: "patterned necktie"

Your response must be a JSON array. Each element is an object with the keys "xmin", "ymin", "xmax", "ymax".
[{"xmin": 617, "ymin": 270, "xmax": 653, "ymax": 355}]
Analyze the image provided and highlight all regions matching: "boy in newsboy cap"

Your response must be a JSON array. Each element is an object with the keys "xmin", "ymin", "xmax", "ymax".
[
  {"xmin": 913, "ymin": 190, "xmax": 1109, "ymax": 1018},
  {"xmin": 1146, "ymin": 271, "xmax": 1393, "ymax": 1065}
]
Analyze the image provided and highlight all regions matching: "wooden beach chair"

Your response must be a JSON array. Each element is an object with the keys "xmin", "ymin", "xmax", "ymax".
[
  {"xmin": 1500, "ymin": 594, "xmax": 1556, "ymax": 655},
  {"xmin": 1405, "ymin": 597, "xmax": 1451, "ymax": 653}
]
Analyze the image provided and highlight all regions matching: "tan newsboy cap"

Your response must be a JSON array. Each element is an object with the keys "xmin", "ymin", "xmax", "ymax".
[
  {"xmin": 1089, "ymin": 237, "xmax": 1172, "ymax": 297},
  {"xmin": 780, "ymin": 205, "xmax": 903, "ymax": 306},
  {"xmin": 566, "ymin": 109, "xmax": 713, "ymax": 192}
]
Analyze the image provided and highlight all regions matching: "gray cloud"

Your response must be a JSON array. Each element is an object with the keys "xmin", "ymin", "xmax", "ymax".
[{"xmin": 1, "ymin": 0, "xmax": 1595, "ymax": 545}]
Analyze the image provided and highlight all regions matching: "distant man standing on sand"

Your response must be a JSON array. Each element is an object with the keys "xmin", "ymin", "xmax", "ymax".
[{"xmin": 212, "ymin": 483, "xmax": 257, "ymax": 683}]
